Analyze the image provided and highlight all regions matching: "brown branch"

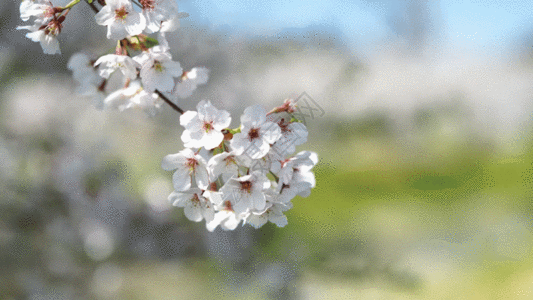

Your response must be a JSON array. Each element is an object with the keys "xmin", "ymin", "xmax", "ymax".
[
  {"xmin": 86, "ymin": 0, "xmax": 99, "ymax": 13},
  {"xmin": 155, "ymin": 90, "xmax": 184, "ymax": 114},
  {"xmin": 83, "ymin": 0, "xmax": 183, "ymax": 116}
]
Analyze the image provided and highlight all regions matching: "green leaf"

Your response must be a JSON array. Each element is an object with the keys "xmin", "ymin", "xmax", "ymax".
[
  {"xmin": 144, "ymin": 36, "xmax": 159, "ymax": 49},
  {"xmin": 228, "ymin": 127, "xmax": 241, "ymax": 134},
  {"xmin": 290, "ymin": 116, "xmax": 302, "ymax": 123}
]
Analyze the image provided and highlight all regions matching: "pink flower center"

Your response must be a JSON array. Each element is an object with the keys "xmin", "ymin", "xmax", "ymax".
[
  {"xmin": 186, "ymin": 158, "xmax": 198, "ymax": 171},
  {"xmin": 240, "ymin": 180, "xmax": 253, "ymax": 193},
  {"xmin": 115, "ymin": 6, "xmax": 129, "ymax": 21},
  {"xmin": 140, "ymin": 0, "xmax": 155, "ymax": 10},
  {"xmin": 43, "ymin": 20, "xmax": 61, "ymax": 36},
  {"xmin": 223, "ymin": 200, "xmax": 233, "ymax": 211},
  {"xmin": 248, "ymin": 128, "xmax": 260, "ymax": 141},
  {"xmin": 153, "ymin": 61, "xmax": 163, "ymax": 72},
  {"xmin": 277, "ymin": 119, "xmax": 291, "ymax": 133},
  {"xmin": 202, "ymin": 121, "xmax": 213, "ymax": 132},
  {"xmin": 224, "ymin": 155, "xmax": 236, "ymax": 166},
  {"xmin": 280, "ymin": 159, "xmax": 290, "ymax": 168},
  {"xmin": 44, "ymin": 6, "xmax": 55, "ymax": 19},
  {"xmin": 191, "ymin": 193, "xmax": 201, "ymax": 204}
]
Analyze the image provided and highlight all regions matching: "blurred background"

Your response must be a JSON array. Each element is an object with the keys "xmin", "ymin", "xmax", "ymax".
[{"xmin": 2, "ymin": 0, "xmax": 533, "ymax": 299}]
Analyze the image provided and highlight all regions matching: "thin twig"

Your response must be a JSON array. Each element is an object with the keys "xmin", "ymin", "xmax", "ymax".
[
  {"xmin": 86, "ymin": 0, "xmax": 99, "ymax": 13},
  {"xmin": 132, "ymin": 0, "xmax": 143, "ymax": 9},
  {"xmin": 83, "ymin": 0, "xmax": 183, "ymax": 115},
  {"xmin": 155, "ymin": 90, "xmax": 184, "ymax": 114},
  {"xmin": 269, "ymin": 171, "xmax": 280, "ymax": 182}
]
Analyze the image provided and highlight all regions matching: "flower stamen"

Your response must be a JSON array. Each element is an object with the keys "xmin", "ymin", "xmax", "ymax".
[
  {"xmin": 240, "ymin": 180, "xmax": 252, "ymax": 193},
  {"xmin": 248, "ymin": 128, "xmax": 260, "ymax": 141},
  {"xmin": 115, "ymin": 6, "xmax": 129, "ymax": 21},
  {"xmin": 203, "ymin": 121, "xmax": 213, "ymax": 132}
]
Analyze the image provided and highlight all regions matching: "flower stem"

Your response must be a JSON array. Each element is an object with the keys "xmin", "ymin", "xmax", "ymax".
[
  {"xmin": 269, "ymin": 171, "xmax": 279, "ymax": 182},
  {"xmin": 132, "ymin": 0, "xmax": 143, "ymax": 9},
  {"xmin": 86, "ymin": 0, "xmax": 99, "ymax": 13},
  {"xmin": 154, "ymin": 90, "xmax": 184, "ymax": 114},
  {"xmin": 63, "ymin": 0, "xmax": 82, "ymax": 9}
]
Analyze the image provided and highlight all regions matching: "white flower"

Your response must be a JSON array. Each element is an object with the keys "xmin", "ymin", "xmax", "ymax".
[
  {"xmin": 68, "ymin": 53, "xmax": 107, "ymax": 109},
  {"xmin": 230, "ymin": 105, "xmax": 282, "ymax": 159},
  {"xmin": 20, "ymin": 0, "xmax": 53, "ymax": 23},
  {"xmin": 219, "ymin": 171, "xmax": 270, "ymax": 214},
  {"xmin": 102, "ymin": 80, "xmax": 163, "ymax": 115},
  {"xmin": 68, "ymin": 53, "xmax": 100, "ymax": 83},
  {"xmin": 174, "ymin": 67, "xmax": 210, "ymax": 99},
  {"xmin": 95, "ymin": 0, "xmax": 146, "ymax": 40},
  {"xmin": 168, "ymin": 188, "xmax": 215, "ymax": 222},
  {"xmin": 277, "ymin": 177, "xmax": 312, "ymax": 203},
  {"xmin": 277, "ymin": 157, "xmax": 317, "ymax": 203},
  {"xmin": 18, "ymin": 19, "xmax": 62, "ymax": 55},
  {"xmin": 140, "ymin": 0, "xmax": 188, "ymax": 33},
  {"xmin": 202, "ymin": 190, "xmax": 224, "ymax": 206},
  {"xmin": 133, "ymin": 46, "xmax": 182, "ymax": 93},
  {"xmin": 160, "ymin": 11, "xmax": 189, "ymax": 32},
  {"xmin": 184, "ymin": 67, "xmax": 209, "ymax": 85},
  {"xmin": 206, "ymin": 210, "xmax": 245, "ymax": 232},
  {"xmin": 94, "ymin": 54, "xmax": 138, "ymax": 80},
  {"xmin": 245, "ymin": 193, "xmax": 291, "ymax": 229},
  {"xmin": 272, "ymin": 151, "xmax": 318, "ymax": 185},
  {"xmin": 270, "ymin": 119, "xmax": 308, "ymax": 158},
  {"xmin": 161, "ymin": 148, "xmax": 209, "ymax": 191},
  {"xmin": 125, "ymin": 91, "xmax": 161, "ymax": 115},
  {"xmin": 266, "ymin": 151, "xmax": 318, "ymax": 203},
  {"xmin": 207, "ymin": 152, "xmax": 240, "ymax": 181},
  {"xmin": 180, "ymin": 100, "xmax": 231, "ymax": 150}
]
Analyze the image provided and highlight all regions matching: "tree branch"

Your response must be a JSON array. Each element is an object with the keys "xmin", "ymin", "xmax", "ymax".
[
  {"xmin": 86, "ymin": 0, "xmax": 99, "ymax": 13},
  {"xmin": 155, "ymin": 90, "xmax": 184, "ymax": 114}
]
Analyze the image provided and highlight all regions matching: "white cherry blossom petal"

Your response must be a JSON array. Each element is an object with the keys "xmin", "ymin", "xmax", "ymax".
[{"xmin": 172, "ymin": 169, "xmax": 191, "ymax": 191}]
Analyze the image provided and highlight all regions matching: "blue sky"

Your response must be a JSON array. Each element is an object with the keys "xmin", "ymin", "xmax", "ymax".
[{"xmin": 179, "ymin": 0, "xmax": 533, "ymax": 55}]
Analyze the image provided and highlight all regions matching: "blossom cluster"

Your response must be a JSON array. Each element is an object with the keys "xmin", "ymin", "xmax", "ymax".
[
  {"xmin": 17, "ymin": 0, "xmax": 66, "ymax": 54},
  {"xmin": 16, "ymin": 0, "xmax": 319, "ymax": 230},
  {"xmin": 18, "ymin": 0, "xmax": 187, "ymax": 55},
  {"xmin": 19, "ymin": 0, "xmax": 203, "ymax": 113},
  {"xmin": 66, "ymin": 33, "xmax": 209, "ymax": 113},
  {"xmin": 163, "ymin": 100, "xmax": 317, "ymax": 230}
]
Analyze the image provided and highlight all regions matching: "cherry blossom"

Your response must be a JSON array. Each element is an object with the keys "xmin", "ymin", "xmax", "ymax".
[
  {"xmin": 168, "ymin": 188, "xmax": 215, "ymax": 222},
  {"xmin": 270, "ymin": 119, "xmax": 308, "ymax": 157},
  {"xmin": 180, "ymin": 100, "xmax": 231, "ymax": 150},
  {"xmin": 95, "ymin": 0, "xmax": 146, "ymax": 40},
  {"xmin": 133, "ymin": 45, "xmax": 182, "ymax": 93},
  {"xmin": 230, "ymin": 105, "xmax": 282, "ymax": 159},
  {"xmin": 19, "ymin": 0, "xmax": 53, "ymax": 23},
  {"xmin": 161, "ymin": 148, "xmax": 209, "ymax": 191},
  {"xmin": 19, "ymin": 0, "xmax": 320, "ymax": 231},
  {"xmin": 174, "ymin": 67, "xmax": 210, "ymax": 99},
  {"xmin": 102, "ymin": 80, "xmax": 159, "ymax": 114},
  {"xmin": 206, "ymin": 210, "xmax": 246, "ymax": 232},
  {"xmin": 207, "ymin": 152, "xmax": 240, "ymax": 181},
  {"xmin": 68, "ymin": 53, "xmax": 106, "ymax": 109},
  {"xmin": 245, "ymin": 193, "xmax": 291, "ymax": 229},
  {"xmin": 219, "ymin": 171, "xmax": 270, "ymax": 214},
  {"xmin": 272, "ymin": 151, "xmax": 318, "ymax": 185},
  {"xmin": 277, "ymin": 157, "xmax": 317, "ymax": 203},
  {"xmin": 94, "ymin": 54, "xmax": 138, "ymax": 80},
  {"xmin": 140, "ymin": 0, "xmax": 188, "ymax": 33},
  {"xmin": 18, "ymin": 18, "xmax": 62, "ymax": 54}
]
